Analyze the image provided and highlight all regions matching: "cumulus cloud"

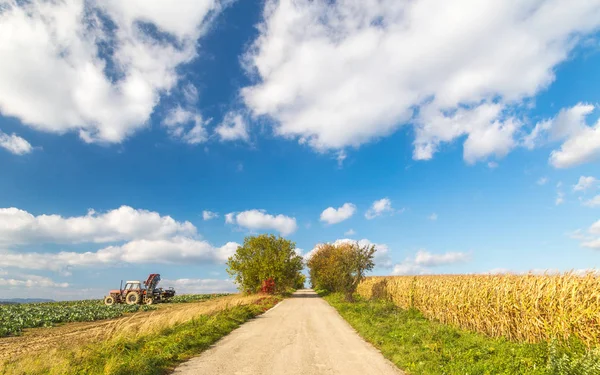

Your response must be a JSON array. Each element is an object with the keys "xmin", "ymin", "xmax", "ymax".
[
  {"xmin": 573, "ymin": 176, "xmax": 598, "ymax": 192},
  {"xmin": 365, "ymin": 198, "xmax": 393, "ymax": 219},
  {"xmin": 0, "ymin": 274, "xmax": 69, "ymax": 288},
  {"xmin": 202, "ymin": 210, "xmax": 219, "ymax": 220},
  {"xmin": 571, "ymin": 219, "xmax": 600, "ymax": 249},
  {"xmin": 0, "ymin": 238, "xmax": 239, "ymax": 272},
  {"xmin": 242, "ymin": 0, "xmax": 600, "ymax": 163},
  {"xmin": 162, "ymin": 107, "xmax": 209, "ymax": 145},
  {"xmin": 320, "ymin": 203, "xmax": 356, "ymax": 224},
  {"xmin": 483, "ymin": 268, "xmax": 600, "ymax": 276},
  {"xmin": 0, "ymin": 130, "xmax": 32, "ymax": 155},
  {"xmin": 392, "ymin": 249, "xmax": 469, "ymax": 275},
  {"xmin": 526, "ymin": 104, "xmax": 600, "ymax": 168},
  {"xmin": 556, "ymin": 191, "xmax": 565, "ymax": 205},
  {"xmin": 225, "ymin": 212, "xmax": 236, "ymax": 224},
  {"xmin": 413, "ymin": 250, "xmax": 469, "ymax": 267},
  {"xmin": 582, "ymin": 195, "xmax": 600, "ymax": 208},
  {"xmin": 162, "ymin": 278, "xmax": 237, "ymax": 294},
  {"xmin": 215, "ymin": 112, "xmax": 249, "ymax": 142},
  {"xmin": 0, "ymin": 205, "xmax": 240, "ymax": 273},
  {"xmin": 226, "ymin": 209, "xmax": 297, "ymax": 235},
  {"xmin": 344, "ymin": 229, "xmax": 356, "ymax": 236},
  {"xmin": 428, "ymin": 213, "xmax": 438, "ymax": 221},
  {"xmin": 537, "ymin": 177, "xmax": 549, "ymax": 186},
  {"xmin": 0, "ymin": 0, "xmax": 221, "ymax": 143},
  {"xmin": 0, "ymin": 206, "xmax": 196, "ymax": 246}
]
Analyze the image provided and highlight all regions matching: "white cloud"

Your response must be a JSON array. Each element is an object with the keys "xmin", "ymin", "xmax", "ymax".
[
  {"xmin": 582, "ymin": 238, "xmax": 600, "ymax": 249},
  {"xmin": 556, "ymin": 191, "xmax": 565, "ymax": 205},
  {"xmin": 0, "ymin": 238, "xmax": 239, "ymax": 272},
  {"xmin": 526, "ymin": 104, "xmax": 600, "ymax": 168},
  {"xmin": 413, "ymin": 250, "xmax": 469, "ymax": 267},
  {"xmin": 320, "ymin": 203, "xmax": 356, "ymax": 224},
  {"xmin": 215, "ymin": 112, "xmax": 249, "ymax": 142},
  {"xmin": 336, "ymin": 150, "xmax": 347, "ymax": 168},
  {"xmin": 573, "ymin": 176, "xmax": 598, "ymax": 192},
  {"xmin": 162, "ymin": 278, "xmax": 237, "ymax": 294},
  {"xmin": 225, "ymin": 212, "xmax": 235, "ymax": 224},
  {"xmin": 0, "ymin": 130, "xmax": 32, "ymax": 155},
  {"xmin": 344, "ymin": 229, "xmax": 356, "ymax": 236},
  {"xmin": 365, "ymin": 198, "xmax": 393, "ymax": 219},
  {"xmin": 428, "ymin": 213, "xmax": 438, "ymax": 221},
  {"xmin": 0, "ymin": 206, "xmax": 196, "ymax": 246},
  {"xmin": 572, "ymin": 220, "xmax": 600, "ymax": 249},
  {"xmin": 415, "ymin": 104, "xmax": 520, "ymax": 163},
  {"xmin": 202, "ymin": 210, "xmax": 219, "ymax": 220},
  {"xmin": 226, "ymin": 209, "xmax": 297, "ymax": 235},
  {"xmin": 537, "ymin": 177, "xmax": 548, "ymax": 185},
  {"xmin": 241, "ymin": 0, "xmax": 600, "ymax": 163},
  {"xmin": 0, "ymin": 0, "xmax": 220, "ymax": 143},
  {"xmin": 392, "ymin": 263, "xmax": 426, "ymax": 276},
  {"xmin": 0, "ymin": 274, "xmax": 69, "ymax": 288},
  {"xmin": 487, "ymin": 161, "xmax": 499, "ymax": 169},
  {"xmin": 582, "ymin": 195, "xmax": 600, "ymax": 208},
  {"xmin": 484, "ymin": 268, "xmax": 600, "ymax": 276},
  {"xmin": 162, "ymin": 107, "xmax": 209, "ymax": 145},
  {"xmin": 392, "ymin": 249, "xmax": 469, "ymax": 275}
]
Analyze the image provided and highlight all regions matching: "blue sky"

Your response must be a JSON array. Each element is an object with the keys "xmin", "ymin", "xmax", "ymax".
[{"xmin": 1, "ymin": 0, "xmax": 600, "ymax": 299}]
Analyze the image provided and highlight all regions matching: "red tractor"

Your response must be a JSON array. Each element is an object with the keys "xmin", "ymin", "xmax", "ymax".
[{"xmin": 103, "ymin": 273, "xmax": 176, "ymax": 306}]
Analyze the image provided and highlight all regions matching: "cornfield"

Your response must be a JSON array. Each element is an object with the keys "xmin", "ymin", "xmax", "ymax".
[{"xmin": 357, "ymin": 273, "xmax": 600, "ymax": 346}]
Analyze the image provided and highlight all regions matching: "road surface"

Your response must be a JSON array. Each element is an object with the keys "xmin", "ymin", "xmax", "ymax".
[{"xmin": 173, "ymin": 289, "xmax": 403, "ymax": 375}]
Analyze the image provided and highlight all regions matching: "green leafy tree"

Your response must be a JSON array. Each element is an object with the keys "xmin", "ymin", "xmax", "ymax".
[
  {"xmin": 307, "ymin": 241, "xmax": 376, "ymax": 301},
  {"xmin": 226, "ymin": 234, "xmax": 304, "ymax": 294}
]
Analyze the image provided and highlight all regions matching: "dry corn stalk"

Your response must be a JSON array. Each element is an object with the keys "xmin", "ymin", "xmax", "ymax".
[{"xmin": 358, "ymin": 272, "xmax": 600, "ymax": 346}]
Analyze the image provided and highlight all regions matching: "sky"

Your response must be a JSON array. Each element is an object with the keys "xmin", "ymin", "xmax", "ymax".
[{"xmin": 1, "ymin": 0, "xmax": 600, "ymax": 300}]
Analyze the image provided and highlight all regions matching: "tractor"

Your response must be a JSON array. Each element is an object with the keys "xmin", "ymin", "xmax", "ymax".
[{"xmin": 103, "ymin": 273, "xmax": 176, "ymax": 306}]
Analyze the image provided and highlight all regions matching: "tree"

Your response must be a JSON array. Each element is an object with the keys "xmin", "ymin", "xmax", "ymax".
[
  {"xmin": 307, "ymin": 241, "xmax": 376, "ymax": 301},
  {"xmin": 226, "ymin": 234, "xmax": 304, "ymax": 294}
]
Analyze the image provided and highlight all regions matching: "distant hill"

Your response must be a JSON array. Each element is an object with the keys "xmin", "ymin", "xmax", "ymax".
[{"xmin": 0, "ymin": 298, "xmax": 55, "ymax": 304}]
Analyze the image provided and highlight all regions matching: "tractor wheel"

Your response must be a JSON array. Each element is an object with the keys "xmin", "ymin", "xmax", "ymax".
[
  {"xmin": 104, "ymin": 296, "xmax": 115, "ymax": 306},
  {"xmin": 145, "ymin": 297, "xmax": 154, "ymax": 305},
  {"xmin": 126, "ymin": 292, "xmax": 141, "ymax": 305}
]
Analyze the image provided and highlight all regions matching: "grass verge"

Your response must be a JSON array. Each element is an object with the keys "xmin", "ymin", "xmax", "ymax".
[
  {"xmin": 323, "ymin": 293, "xmax": 600, "ymax": 375},
  {"xmin": 2, "ymin": 295, "xmax": 281, "ymax": 375}
]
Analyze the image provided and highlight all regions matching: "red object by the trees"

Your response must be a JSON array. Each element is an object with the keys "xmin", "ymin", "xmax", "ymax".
[{"xmin": 261, "ymin": 277, "xmax": 276, "ymax": 294}]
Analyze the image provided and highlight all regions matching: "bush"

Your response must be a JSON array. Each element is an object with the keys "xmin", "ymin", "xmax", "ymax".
[
  {"xmin": 307, "ymin": 241, "xmax": 375, "ymax": 301},
  {"xmin": 226, "ymin": 234, "xmax": 304, "ymax": 294}
]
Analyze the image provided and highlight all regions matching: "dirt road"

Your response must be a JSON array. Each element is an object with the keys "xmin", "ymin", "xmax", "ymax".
[{"xmin": 173, "ymin": 289, "xmax": 403, "ymax": 375}]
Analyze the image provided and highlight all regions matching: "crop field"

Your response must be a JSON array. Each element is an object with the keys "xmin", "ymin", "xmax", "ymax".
[
  {"xmin": 0, "ymin": 294, "xmax": 227, "ymax": 337},
  {"xmin": 170, "ymin": 293, "xmax": 230, "ymax": 303},
  {"xmin": 357, "ymin": 272, "xmax": 600, "ymax": 346},
  {"xmin": 0, "ymin": 294, "xmax": 271, "ymax": 374}
]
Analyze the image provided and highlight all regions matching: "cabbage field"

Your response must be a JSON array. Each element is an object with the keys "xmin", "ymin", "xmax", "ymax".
[
  {"xmin": 169, "ymin": 293, "xmax": 229, "ymax": 303},
  {"xmin": 0, "ymin": 294, "xmax": 230, "ymax": 337}
]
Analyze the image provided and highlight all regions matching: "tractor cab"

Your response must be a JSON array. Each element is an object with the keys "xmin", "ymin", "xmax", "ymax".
[{"xmin": 124, "ymin": 281, "xmax": 143, "ymax": 291}]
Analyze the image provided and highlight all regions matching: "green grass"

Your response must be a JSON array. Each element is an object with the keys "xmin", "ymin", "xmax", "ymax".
[
  {"xmin": 73, "ymin": 296, "xmax": 280, "ymax": 375},
  {"xmin": 323, "ymin": 293, "xmax": 600, "ymax": 375}
]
